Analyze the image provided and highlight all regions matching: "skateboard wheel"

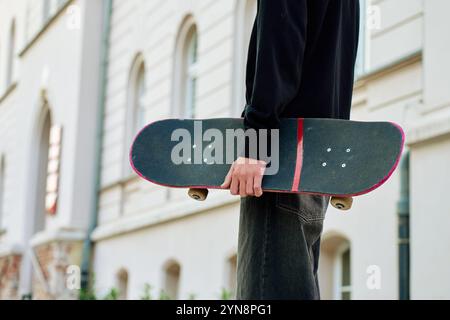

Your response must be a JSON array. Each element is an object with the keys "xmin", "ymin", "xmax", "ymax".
[
  {"xmin": 188, "ymin": 188, "xmax": 209, "ymax": 201},
  {"xmin": 331, "ymin": 197, "xmax": 353, "ymax": 211}
]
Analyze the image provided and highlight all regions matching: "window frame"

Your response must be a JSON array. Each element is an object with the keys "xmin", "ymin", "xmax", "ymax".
[
  {"xmin": 184, "ymin": 30, "xmax": 198, "ymax": 118},
  {"xmin": 333, "ymin": 242, "xmax": 352, "ymax": 300},
  {"xmin": 172, "ymin": 15, "xmax": 199, "ymax": 119},
  {"xmin": 123, "ymin": 54, "xmax": 146, "ymax": 178},
  {"xmin": 134, "ymin": 63, "xmax": 147, "ymax": 133},
  {"xmin": 232, "ymin": 0, "xmax": 258, "ymax": 116},
  {"xmin": 116, "ymin": 268, "xmax": 129, "ymax": 300},
  {"xmin": 164, "ymin": 260, "xmax": 181, "ymax": 300},
  {"xmin": 355, "ymin": 0, "xmax": 370, "ymax": 79}
]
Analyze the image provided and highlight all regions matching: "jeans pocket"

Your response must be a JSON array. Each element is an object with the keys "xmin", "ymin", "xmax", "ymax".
[{"xmin": 275, "ymin": 193, "xmax": 329, "ymax": 223}]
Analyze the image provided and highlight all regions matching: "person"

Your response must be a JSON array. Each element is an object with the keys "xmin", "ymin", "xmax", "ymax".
[{"xmin": 222, "ymin": 0, "xmax": 360, "ymax": 299}]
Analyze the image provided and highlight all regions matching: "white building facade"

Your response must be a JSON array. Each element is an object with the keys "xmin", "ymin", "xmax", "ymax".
[
  {"xmin": 0, "ymin": 0, "xmax": 104, "ymax": 299},
  {"xmin": 1, "ymin": 0, "xmax": 450, "ymax": 300}
]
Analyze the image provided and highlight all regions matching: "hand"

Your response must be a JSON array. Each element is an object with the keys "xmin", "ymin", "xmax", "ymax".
[{"xmin": 221, "ymin": 157, "xmax": 267, "ymax": 197}]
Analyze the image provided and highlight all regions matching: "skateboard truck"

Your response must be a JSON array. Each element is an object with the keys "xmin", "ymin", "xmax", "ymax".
[{"xmin": 188, "ymin": 188, "xmax": 353, "ymax": 211}]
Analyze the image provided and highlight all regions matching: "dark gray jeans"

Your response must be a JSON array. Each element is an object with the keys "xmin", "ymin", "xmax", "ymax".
[{"xmin": 236, "ymin": 193, "xmax": 329, "ymax": 300}]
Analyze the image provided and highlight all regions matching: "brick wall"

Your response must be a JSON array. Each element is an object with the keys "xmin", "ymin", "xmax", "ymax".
[
  {"xmin": 32, "ymin": 240, "xmax": 82, "ymax": 300},
  {"xmin": 0, "ymin": 254, "xmax": 22, "ymax": 300}
]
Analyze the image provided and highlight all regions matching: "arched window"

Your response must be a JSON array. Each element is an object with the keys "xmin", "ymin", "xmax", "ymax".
[
  {"xmin": 0, "ymin": 155, "xmax": 5, "ymax": 230},
  {"xmin": 319, "ymin": 233, "xmax": 352, "ymax": 300},
  {"xmin": 6, "ymin": 20, "xmax": 16, "ymax": 87},
  {"xmin": 34, "ymin": 109, "xmax": 52, "ymax": 234},
  {"xmin": 116, "ymin": 268, "xmax": 129, "ymax": 300},
  {"xmin": 21, "ymin": 104, "xmax": 53, "ymax": 296},
  {"xmin": 338, "ymin": 246, "xmax": 352, "ymax": 300},
  {"xmin": 163, "ymin": 260, "xmax": 181, "ymax": 300},
  {"xmin": 184, "ymin": 28, "xmax": 198, "ymax": 118},
  {"xmin": 173, "ymin": 16, "xmax": 198, "ymax": 118},
  {"xmin": 124, "ymin": 54, "xmax": 146, "ymax": 176},
  {"xmin": 132, "ymin": 62, "xmax": 146, "ymax": 134},
  {"xmin": 232, "ymin": 0, "xmax": 257, "ymax": 116}
]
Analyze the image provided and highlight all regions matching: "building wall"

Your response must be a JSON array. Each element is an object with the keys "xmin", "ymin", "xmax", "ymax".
[
  {"xmin": 93, "ymin": 202, "xmax": 240, "ymax": 299},
  {"xmin": 73, "ymin": 0, "xmax": 450, "ymax": 300},
  {"xmin": 369, "ymin": 0, "xmax": 423, "ymax": 70},
  {"xmin": 0, "ymin": 0, "xmax": 449, "ymax": 300},
  {"xmin": 409, "ymin": 137, "xmax": 450, "ymax": 299},
  {"xmin": 321, "ymin": 0, "xmax": 450, "ymax": 300},
  {"xmin": 93, "ymin": 0, "xmax": 255, "ymax": 299},
  {"xmin": 407, "ymin": 0, "xmax": 450, "ymax": 299},
  {"xmin": 320, "ymin": 0, "xmax": 424, "ymax": 300},
  {"xmin": 94, "ymin": 0, "xmax": 435, "ymax": 300},
  {"xmin": 0, "ymin": 0, "xmax": 102, "ymax": 299}
]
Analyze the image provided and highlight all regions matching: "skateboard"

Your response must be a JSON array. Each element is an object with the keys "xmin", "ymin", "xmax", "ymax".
[{"xmin": 130, "ymin": 118, "xmax": 404, "ymax": 210}]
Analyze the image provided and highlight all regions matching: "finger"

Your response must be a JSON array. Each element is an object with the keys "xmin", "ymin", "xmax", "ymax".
[
  {"xmin": 254, "ymin": 171, "xmax": 264, "ymax": 197},
  {"xmin": 258, "ymin": 161, "xmax": 267, "ymax": 175},
  {"xmin": 246, "ymin": 175, "xmax": 255, "ymax": 196},
  {"xmin": 239, "ymin": 178, "xmax": 247, "ymax": 197},
  {"xmin": 230, "ymin": 172, "xmax": 239, "ymax": 195},
  {"xmin": 221, "ymin": 164, "xmax": 234, "ymax": 188}
]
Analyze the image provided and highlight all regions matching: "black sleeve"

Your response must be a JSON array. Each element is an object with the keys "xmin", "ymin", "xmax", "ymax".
[{"xmin": 243, "ymin": 0, "xmax": 307, "ymax": 131}]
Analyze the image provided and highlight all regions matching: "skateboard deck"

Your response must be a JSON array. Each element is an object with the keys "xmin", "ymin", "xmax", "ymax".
[{"xmin": 130, "ymin": 118, "xmax": 404, "ymax": 200}]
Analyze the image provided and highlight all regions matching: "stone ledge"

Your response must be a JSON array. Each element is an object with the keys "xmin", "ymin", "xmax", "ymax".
[
  {"xmin": 92, "ymin": 192, "xmax": 239, "ymax": 242},
  {"xmin": 407, "ymin": 107, "xmax": 450, "ymax": 145},
  {"xmin": 18, "ymin": 0, "xmax": 75, "ymax": 58},
  {"xmin": 30, "ymin": 228, "xmax": 86, "ymax": 248},
  {"xmin": 0, "ymin": 82, "xmax": 18, "ymax": 104},
  {"xmin": 0, "ymin": 243, "xmax": 23, "ymax": 258}
]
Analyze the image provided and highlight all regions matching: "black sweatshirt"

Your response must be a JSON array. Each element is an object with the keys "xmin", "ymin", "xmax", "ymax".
[{"xmin": 242, "ymin": 0, "xmax": 360, "ymax": 134}]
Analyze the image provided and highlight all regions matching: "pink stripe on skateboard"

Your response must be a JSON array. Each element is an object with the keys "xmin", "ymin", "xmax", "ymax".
[{"xmin": 291, "ymin": 119, "xmax": 304, "ymax": 192}]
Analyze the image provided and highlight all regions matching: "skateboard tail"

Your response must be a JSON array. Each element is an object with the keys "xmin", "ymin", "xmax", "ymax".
[
  {"xmin": 129, "ymin": 119, "xmax": 159, "ymax": 185},
  {"xmin": 349, "ymin": 121, "xmax": 405, "ymax": 196},
  {"xmin": 129, "ymin": 119, "xmax": 230, "ymax": 191},
  {"xmin": 316, "ymin": 121, "xmax": 404, "ymax": 198},
  {"xmin": 279, "ymin": 119, "xmax": 405, "ymax": 197}
]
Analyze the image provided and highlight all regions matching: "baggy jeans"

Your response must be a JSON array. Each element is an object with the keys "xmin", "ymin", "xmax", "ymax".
[{"xmin": 236, "ymin": 193, "xmax": 329, "ymax": 300}]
